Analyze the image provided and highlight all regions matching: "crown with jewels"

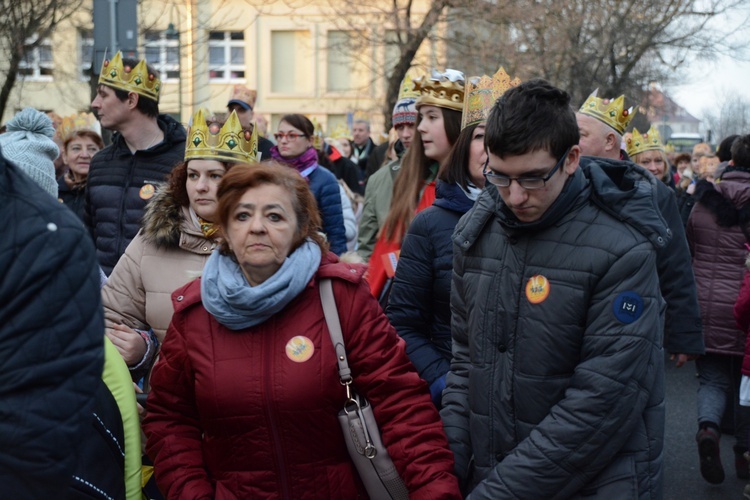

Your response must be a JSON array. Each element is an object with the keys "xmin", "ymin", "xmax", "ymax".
[
  {"xmin": 578, "ymin": 89, "xmax": 634, "ymax": 135},
  {"xmin": 625, "ymin": 125, "xmax": 664, "ymax": 158},
  {"xmin": 461, "ymin": 67, "xmax": 521, "ymax": 130},
  {"xmin": 414, "ymin": 69, "xmax": 465, "ymax": 112},
  {"xmin": 185, "ymin": 109, "xmax": 258, "ymax": 163},
  {"xmin": 56, "ymin": 112, "xmax": 102, "ymax": 143},
  {"xmin": 98, "ymin": 51, "xmax": 161, "ymax": 102},
  {"xmin": 328, "ymin": 123, "xmax": 352, "ymax": 141}
]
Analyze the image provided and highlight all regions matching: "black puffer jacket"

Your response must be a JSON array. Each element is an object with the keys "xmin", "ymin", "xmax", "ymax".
[
  {"xmin": 57, "ymin": 174, "xmax": 87, "ymax": 222},
  {"xmin": 0, "ymin": 149, "xmax": 104, "ymax": 496},
  {"xmin": 85, "ymin": 114, "xmax": 186, "ymax": 274},
  {"xmin": 387, "ymin": 181, "xmax": 475, "ymax": 403},
  {"xmin": 441, "ymin": 158, "xmax": 667, "ymax": 499}
]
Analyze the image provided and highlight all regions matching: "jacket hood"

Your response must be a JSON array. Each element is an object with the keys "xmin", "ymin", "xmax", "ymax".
[
  {"xmin": 715, "ymin": 170, "xmax": 750, "ymax": 207},
  {"xmin": 434, "ymin": 181, "xmax": 475, "ymax": 214},
  {"xmin": 141, "ymin": 184, "xmax": 185, "ymax": 248},
  {"xmin": 580, "ymin": 156, "xmax": 671, "ymax": 250},
  {"xmin": 693, "ymin": 175, "xmax": 750, "ymax": 240}
]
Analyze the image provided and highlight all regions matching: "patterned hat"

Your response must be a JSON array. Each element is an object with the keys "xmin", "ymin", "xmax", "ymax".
[{"xmin": 392, "ymin": 72, "xmax": 421, "ymax": 126}]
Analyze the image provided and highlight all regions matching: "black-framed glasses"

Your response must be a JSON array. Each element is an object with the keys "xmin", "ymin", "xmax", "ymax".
[
  {"xmin": 274, "ymin": 132, "xmax": 305, "ymax": 141},
  {"xmin": 483, "ymin": 147, "xmax": 572, "ymax": 190}
]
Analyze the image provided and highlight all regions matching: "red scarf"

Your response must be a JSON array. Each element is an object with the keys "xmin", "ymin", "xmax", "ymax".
[{"xmin": 366, "ymin": 181, "xmax": 436, "ymax": 299}]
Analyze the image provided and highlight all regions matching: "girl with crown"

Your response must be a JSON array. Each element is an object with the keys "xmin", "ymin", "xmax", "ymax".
[
  {"xmin": 387, "ymin": 68, "xmax": 520, "ymax": 407},
  {"xmin": 55, "ymin": 113, "xmax": 103, "ymax": 221},
  {"xmin": 102, "ymin": 109, "xmax": 258, "ymax": 385},
  {"xmin": 364, "ymin": 69, "xmax": 465, "ymax": 303}
]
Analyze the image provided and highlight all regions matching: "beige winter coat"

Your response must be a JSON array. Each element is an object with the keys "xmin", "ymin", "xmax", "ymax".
[{"xmin": 101, "ymin": 186, "xmax": 216, "ymax": 342}]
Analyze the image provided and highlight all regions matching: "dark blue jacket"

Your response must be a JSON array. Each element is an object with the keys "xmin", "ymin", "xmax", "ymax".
[
  {"xmin": 308, "ymin": 165, "xmax": 347, "ymax": 255},
  {"xmin": 387, "ymin": 181, "xmax": 475, "ymax": 403},
  {"xmin": 85, "ymin": 114, "xmax": 186, "ymax": 274},
  {"xmin": 0, "ymin": 148, "xmax": 105, "ymax": 496}
]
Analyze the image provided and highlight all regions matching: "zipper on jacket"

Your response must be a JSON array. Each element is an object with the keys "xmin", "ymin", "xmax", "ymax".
[
  {"xmin": 264, "ymin": 316, "xmax": 291, "ymax": 499},
  {"xmin": 114, "ymin": 155, "xmax": 138, "ymax": 263}
]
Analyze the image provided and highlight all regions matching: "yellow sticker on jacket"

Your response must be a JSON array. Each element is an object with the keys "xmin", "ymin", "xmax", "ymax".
[
  {"xmin": 525, "ymin": 275, "xmax": 550, "ymax": 304},
  {"xmin": 285, "ymin": 336, "xmax": 314, "ymax": 362},
  {"xmin": 139, "ymin": 184, "xmax": 155, "ymax": 200}
]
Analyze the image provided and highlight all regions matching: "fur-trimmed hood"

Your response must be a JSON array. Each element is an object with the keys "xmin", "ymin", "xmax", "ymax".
[{"xmin": 141, "ymin": 184, "xmax": 192, "ymax": 248}]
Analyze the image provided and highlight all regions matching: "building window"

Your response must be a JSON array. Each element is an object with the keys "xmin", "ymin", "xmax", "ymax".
[
  {"xmin": 79, "ymin": 29, "xmax": 94, "ymax": 81},
  {"xmin": 271, "ymin": 30, "xmax": 312, "ymax": 94},
  {"xmin": 144, "ymin": 30, "xmax": 180, "ymax": 82},
  {"xmin": 19, "ymin": 35, "xmax": 53, "ymax": 81},
  {"xmin": 208, "ymin": 31, "xmax": 245, "ymax": 81},
  {"xmin": 326, "ymin": 31, "xmax": 369, "ymax": 93}
]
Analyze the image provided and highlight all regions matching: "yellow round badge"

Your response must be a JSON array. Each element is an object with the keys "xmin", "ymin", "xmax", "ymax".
[
  {"xmin": 139, "ymin": 184, "xmax": 155, "ymax": 200},
  {"xmin": 525, "ymin": 275, "xmax": 550, "ymax": 304},
  {"xmin": 285, "ymin": 336, "xmax": 314, "ymax": 363}
]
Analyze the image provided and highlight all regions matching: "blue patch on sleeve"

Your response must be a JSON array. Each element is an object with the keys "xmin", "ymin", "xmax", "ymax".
[{"xmin": 613, "ymin": 291, "xmax": 644, "ymax": 324}]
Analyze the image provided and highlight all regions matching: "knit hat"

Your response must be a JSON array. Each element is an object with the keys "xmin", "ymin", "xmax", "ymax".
[
  {"xmin": 392, "ymin": 72, "xmax": 420, "ymax": 127},
  {"xmin": 392, "ymin": 97, "xmax": 417, "ymax": 127},
  {"xmin": 0, "ymin": 108, "xmax": 59, "ymax": 197}
]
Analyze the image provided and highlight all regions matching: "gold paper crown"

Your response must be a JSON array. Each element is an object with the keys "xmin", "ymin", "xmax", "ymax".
[
  {"xmin": 56, "ymin": 112, "xmax": 102, "ymax": 143},
  {"xmin": 578, "ymin": 89, "xmax": 634, "ymax": 135},
  {"xmin": 185, "ymin": 109, "xmax": 258, "ymax": 163},
  {"xmin": 461, "ymin": 67, "xmax": 521, "ymax": 130},
  {"xmin": 98, "ymin": 51, "xmax": 161, "ymax": 102},
  {"xmin": 414, "ymin": 69, "xmax": 465, "ymax": 112},
  {"xmin": 398, "ymin": 71, "xmax": 422, "ymax": 101},
  {"xmin": 311, "ymin": 118, "xmax": 325, "ymax": 151},
  {"xmin": 328, "ymin": 123, "xmax": 352, "ymax": 141},
  {"xmin": 625, "ymin": 126, "xmax": 664, "ymax": 158}
]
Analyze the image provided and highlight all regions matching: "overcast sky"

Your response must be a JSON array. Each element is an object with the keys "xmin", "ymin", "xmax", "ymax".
[
  {"xmin": 667, "ymin": 4, "xmax": 750, "ymax": 127},
  {"xmin": 670, "ymin": 56, "xmax": 750, "ymax": 122}
]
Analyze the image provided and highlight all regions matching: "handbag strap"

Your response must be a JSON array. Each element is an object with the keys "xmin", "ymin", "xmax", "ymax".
[{"xmin": 320, "ymin": 279, "xmax": 353, "ymax": 385}]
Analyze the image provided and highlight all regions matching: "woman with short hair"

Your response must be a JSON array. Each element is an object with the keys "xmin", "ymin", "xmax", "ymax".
[{"xmin": 143, "ymin": 163, "xmax": 461, "ymax": 498}]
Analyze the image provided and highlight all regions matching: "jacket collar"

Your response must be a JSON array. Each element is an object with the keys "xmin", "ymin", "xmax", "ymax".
[
  {"xmin": 434, "ymin": 180, "xmax": 478, "ymax": 214},
  {"xmin": 580, "ymin": 156, "xmax": 670, "ymax": 249},
  {"xmin": 111, "ymin": 114, "xmax": 187, "ymax": 157}
]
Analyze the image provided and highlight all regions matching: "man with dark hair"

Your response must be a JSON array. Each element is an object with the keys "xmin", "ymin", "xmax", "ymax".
[
  {"xmin": 87, "ymin": 51, "xmax": 186, "ymax": 275},
  {"xmin": 441, "ymin": 79, "xmax": 665, "ymax": 498}
]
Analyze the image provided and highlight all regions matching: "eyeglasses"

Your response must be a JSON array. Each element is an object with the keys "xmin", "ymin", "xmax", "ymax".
[
  {"xmin": 274, "ymin": 132, "xmax": 306, "ymax": 141},
  {"xmin": 483, "ymin": 147, "xmax": 572, "ymax": 190}
]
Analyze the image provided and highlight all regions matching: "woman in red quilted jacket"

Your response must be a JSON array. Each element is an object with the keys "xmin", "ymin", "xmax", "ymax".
[{"xmin": 143, "ymin": 163, "xmax": 460, "ymax": 499}]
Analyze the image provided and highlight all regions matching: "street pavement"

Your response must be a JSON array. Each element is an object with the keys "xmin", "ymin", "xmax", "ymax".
[{"xmin": 665, "ymin": 354, "xmax": 747, "ymax": 499}]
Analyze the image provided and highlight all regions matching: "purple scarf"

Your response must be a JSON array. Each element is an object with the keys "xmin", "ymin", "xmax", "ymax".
[{"xmin": 270, "ymin": 146, "xmax": 319, "ymax": 180}]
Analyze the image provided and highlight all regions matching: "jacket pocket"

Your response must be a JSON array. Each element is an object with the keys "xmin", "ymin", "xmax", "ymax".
[{"xmin": 570, "ymin": 454, "xmax": 638, "ymax": 499}]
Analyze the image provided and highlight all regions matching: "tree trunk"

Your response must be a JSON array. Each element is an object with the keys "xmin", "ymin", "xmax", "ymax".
[
  {"xmin": 0, "ymin": 51, "xmax": 22, "ymax": 120},
  {"xmin": 382, "ymin": 0, "xmax": 450, "ymax": 130}
]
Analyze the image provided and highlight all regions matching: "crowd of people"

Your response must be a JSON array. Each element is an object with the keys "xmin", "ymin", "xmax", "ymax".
[{"xmin": 4, "ymin": 49, "xmax": 750, "ymax": 500}]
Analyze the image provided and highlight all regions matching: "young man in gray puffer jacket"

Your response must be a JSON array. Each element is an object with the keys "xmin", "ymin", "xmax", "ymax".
[{"xmin": 440, "ymin": 79, "xmax": 666, "ymax": 499}]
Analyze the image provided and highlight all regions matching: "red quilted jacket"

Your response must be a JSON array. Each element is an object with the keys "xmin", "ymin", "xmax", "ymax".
[{"xmin": 143, "ymin": 253, "xmax": 460, "ymax": 499}]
